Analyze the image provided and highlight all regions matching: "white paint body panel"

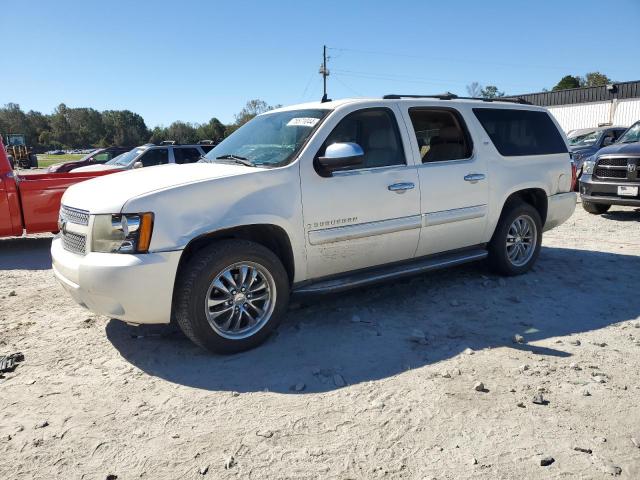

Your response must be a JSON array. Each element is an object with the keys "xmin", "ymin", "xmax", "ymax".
[{"xmin": 52, "ymin": 97, "xmax": 575, "ymax": 325}]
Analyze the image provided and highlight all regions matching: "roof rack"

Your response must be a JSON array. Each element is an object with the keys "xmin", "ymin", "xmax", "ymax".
[
  {"xmin": 383, "ymin": 94, "xmax": 531, "ymax": 105},
  {"xmin": 160, "ymin": 140, "xmax": 176, "ymax": 145},
  {"xmin": 198, "ymin": 139, "xmax": 215, "ymax": 145}
]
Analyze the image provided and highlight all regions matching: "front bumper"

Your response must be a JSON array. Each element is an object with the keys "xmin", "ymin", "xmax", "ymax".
[
  {"xmin": 579, "ymin": 175, "xmax": 640, "ymax": 206},
  {"xmin": 51, "ymin": 238, "xmax": 182, "ymax": 324},
  {"xmin": 544, "ymin": 192, "xmax": 577, "ymax": 231}
]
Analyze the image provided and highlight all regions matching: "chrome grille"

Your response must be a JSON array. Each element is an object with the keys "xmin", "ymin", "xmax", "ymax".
[
  {"xmin": 62, "ymin": 231, "xmax": 87, "ymax": 255},
  {"xmin": 60, "ymin": 205, "xmax": 90, "ymax": 226}
]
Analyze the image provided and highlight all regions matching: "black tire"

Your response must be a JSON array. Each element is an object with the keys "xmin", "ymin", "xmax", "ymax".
[
  {"xmin": 582, "ymin": 201, "xmax": 610, "ymax": 215},
  {"xmin": 173, "ymin": 240, "xmax": 290, "ymax": 354},
  {"xmin": 488, "ymin": 202, "xmax": 542, "ymax": 276}
]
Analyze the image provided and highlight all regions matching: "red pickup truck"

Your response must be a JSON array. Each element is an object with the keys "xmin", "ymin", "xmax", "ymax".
[{"xmin": 1, "ymin": 138, "xmax": 116, "ymax": 238}]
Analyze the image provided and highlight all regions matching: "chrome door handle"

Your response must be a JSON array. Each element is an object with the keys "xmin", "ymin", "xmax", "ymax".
[
  {"xmin": 388, "ymin": 182, "xmax": 415, "ymax": 192},
  {"xmin": 464, "ymin": 173, "xmax": 485, "ymax": 183}
]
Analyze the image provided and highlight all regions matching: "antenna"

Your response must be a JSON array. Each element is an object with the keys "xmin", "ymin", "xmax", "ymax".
[{"xmin": 319, "ymin": 45, "xmax": 331, "ymax": 102}]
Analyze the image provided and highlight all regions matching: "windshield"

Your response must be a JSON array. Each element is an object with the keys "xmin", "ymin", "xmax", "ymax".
[
  {"xmin": 568, "ymin": 130, "xmax": 600, "ymax": 147},
  {"xmin": 618, "ymin": 122, "xmax": 640, "ymax": 144},
  {"xmin": 201, "ymin": 109, "xmax": 329, "ymax": 167},
  {"xmin": 109, "ymin": 148, "xmax": 145, "ymax": 166}
]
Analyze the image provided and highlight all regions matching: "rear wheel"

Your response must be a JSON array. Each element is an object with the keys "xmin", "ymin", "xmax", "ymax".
[
  {"xmin": 488, "ymin": 202, "xmax": 542, "ymax": 276},
  {"xmin": 173, "ymin": 240, "xmax": 290, "ymax": 354},
  {"xmin": 582, "ymin": 201, "xmax": 610, "ymax": 215}
]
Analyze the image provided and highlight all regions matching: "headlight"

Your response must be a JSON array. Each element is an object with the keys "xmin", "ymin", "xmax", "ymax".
[
  {"xmin": 572, "ymin": 152, "xmax": 584, "ymax": 161},
  {"xmin": 583, "ymin": 159, "xmax": 595, "ymax": 175},
  {"xmin": 92, "ymin": 213, "xmax": 154, "ymax": 253}
]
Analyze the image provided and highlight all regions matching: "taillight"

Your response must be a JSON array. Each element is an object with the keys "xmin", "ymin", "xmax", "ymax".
[{"xmin": 570, "ymin": 159, "xmax": 577, "ymax": 191}]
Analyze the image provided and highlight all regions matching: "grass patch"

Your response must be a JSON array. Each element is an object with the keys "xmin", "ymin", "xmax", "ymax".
[{"xmin": 36, "ymin": 154, "xmax": 85, "ymax": 167}]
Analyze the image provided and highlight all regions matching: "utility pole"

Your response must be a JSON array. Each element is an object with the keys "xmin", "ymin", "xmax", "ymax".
[{"xmin": 319, "ymin": 45, "xmax": 330, "ymax": 102}]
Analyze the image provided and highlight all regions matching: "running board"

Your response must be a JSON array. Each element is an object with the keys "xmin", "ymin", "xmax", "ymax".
[{"xmin": 293, "ymin": 248, "xmax": 488, "ymax": 295}]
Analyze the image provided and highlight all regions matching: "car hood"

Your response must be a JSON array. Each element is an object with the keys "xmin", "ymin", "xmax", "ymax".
[
  {"xmin": 570, "ymin": 146, "xmax": 596, "ymax": 154},
  {"xmin": 62, "ymin": 162, "xmax": 253, "ymax": 213},
  {"xmin": 595, "ymin": 142, "xmax": 640, "ymax": 156},
  {"xmin": 72, "ymin": 164, "xmax": 122, "ymax": 173}
]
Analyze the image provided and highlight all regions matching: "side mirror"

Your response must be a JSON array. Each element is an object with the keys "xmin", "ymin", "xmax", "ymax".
[
  {"xmin": 133, "ymin": 161, "xmax": 143, "ymax": 169},
  {"xmin": 602, "ymin": 136, "xmax": 614, "ymax": 146},
  {"xmin": 317, "ymin": 142, "xmax": 364, "ymax": 173}
]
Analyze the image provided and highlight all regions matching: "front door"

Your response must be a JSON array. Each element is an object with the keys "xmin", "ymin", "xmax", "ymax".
[
  {"xmin": 300, "ymin": 106, "xmax": 421, "ymax": 279},
  {"xmin": 399, "ymin": 105, "xmax": 489, "ymax": 256}
]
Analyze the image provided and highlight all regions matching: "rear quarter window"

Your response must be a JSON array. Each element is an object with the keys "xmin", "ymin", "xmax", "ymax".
[{"xmin": 473, "ymin": 108, "xmax": 567, "ymax": 157}]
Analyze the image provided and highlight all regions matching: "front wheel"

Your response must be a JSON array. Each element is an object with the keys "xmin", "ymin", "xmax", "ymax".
[
  {"xmin": 582, "ymin": 201, "xmax": 610, "ymax": 215},
  {"xmin": 488, "ymin": 202, "xmax": 542, "ymax": 276},
  {"xmin": 173, "ymin": 240, "xmax": 290, "ymax": 354}
]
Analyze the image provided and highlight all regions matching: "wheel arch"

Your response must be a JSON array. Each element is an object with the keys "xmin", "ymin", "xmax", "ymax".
[
  {"xmin": 492, "ymin": 187, "xmax": 548, "ymax": 239},
  {"xmin": 174, "ymin": 223, "xmax": 296, "ymax": 288}
]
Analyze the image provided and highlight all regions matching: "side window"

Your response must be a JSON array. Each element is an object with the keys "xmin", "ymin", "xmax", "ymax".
[
  {"xmin": 140, "ymin": 148, "xmax": 169, "ymax": 167},
  {"xmin": 93, "ymin": 153, "xmax": 110, "ymax": 162},
  {"xmin": 318, "ymin": 108, "xmax": 405, "ymax": 171},
  {"xmin": 613, "ymin": 129, "xmax": 625, "ymax": 141},
  {"xmin": 174, "ymin": 148, "xmax": 201, "ymax": 164},
  {"xmin": 200, "ymin": 144, "xmax": 215, "ymax": 153},
  {"xmin": 473, "ymin": 108, "xmax": 568, "ymax": 156},
  {"xmin": 408, "ymin": 108, "xmax": 472, "ymax": 163}
]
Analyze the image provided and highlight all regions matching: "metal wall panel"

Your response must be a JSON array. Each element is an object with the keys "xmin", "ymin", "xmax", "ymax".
[
  {"xmin": 612, "ymin": 99, "xmax": 640, "ymax": 127},
  {"xmin": 548, "ymin": 102, "xmax": 612, "ymax": 133}
]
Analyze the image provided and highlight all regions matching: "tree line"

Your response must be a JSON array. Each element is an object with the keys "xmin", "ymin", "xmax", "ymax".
[
  {"xmin": 0, "ymin": 99, "xmax": 278, "ymax": 151},
  {"xmin": 466, "ymin": 71, "xmax": 612, "ymax": 99}
]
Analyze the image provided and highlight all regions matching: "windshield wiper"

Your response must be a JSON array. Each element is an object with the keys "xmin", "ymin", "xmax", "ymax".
[{"xmin": 215, "ymin": 154, "xmax": 254, "ymax": 167}]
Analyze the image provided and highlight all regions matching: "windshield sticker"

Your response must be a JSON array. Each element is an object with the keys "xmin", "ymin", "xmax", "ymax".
[{"xmin": 287, "ymin": 117, "xmax": 320, "ymax": 128}]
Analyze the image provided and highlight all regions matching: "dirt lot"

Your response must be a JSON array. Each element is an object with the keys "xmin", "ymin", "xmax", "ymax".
[{"xmin": 1, "ymin": 203, "xmax": 640, "ymax": 479}]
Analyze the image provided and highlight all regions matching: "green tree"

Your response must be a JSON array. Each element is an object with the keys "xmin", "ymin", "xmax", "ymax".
[
  {"xmin": 480, "ymin": 85, "xmax": 505, "ymax": 98},
  {"xmin": 101, "ymin": 110, "xmax": 149, "ymax": 146},
  {"xmin": 163, "ymin": 121, "xmax": 198, "ymax": 144},
  {"xmin": 582, "ymin": 72, "xmax": 611, "ymax": 87},
  {"xmin": 552, "ymin": 75, "xmax": 582, "ymax": 91},
  {"xmin": 196, "ymin": 117, "xmax": 226, "ymax": 142},
  {"xmin": 49, "ymin": 103, "xmax": 73, "ymax": 147}
]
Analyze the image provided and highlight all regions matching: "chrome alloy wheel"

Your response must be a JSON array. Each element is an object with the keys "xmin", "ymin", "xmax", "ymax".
[
  {"xmin": 205, "ymin": 261, "xmax": 276, "ymax": 339},
  {"xmin": 506, "ymin": 214, "xmax": 537, "ymax": 267}
]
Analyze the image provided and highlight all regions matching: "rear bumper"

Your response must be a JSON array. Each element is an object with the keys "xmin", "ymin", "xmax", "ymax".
[
  {"xmin": 579, "ymin": 175, "xmax": 640, "ymax": 206},
  {"xmin": 544, "ymin": 192, "xmax": 577, "ymax": 231},
  {"xmin": 51, "ymin": 238, "xmax": 182, "ymax": 324}
]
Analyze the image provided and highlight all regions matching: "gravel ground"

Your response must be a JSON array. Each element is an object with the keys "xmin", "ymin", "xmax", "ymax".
[{"xmin": 1, "ymin": 203, "xmax": 640, "ymax": 479}]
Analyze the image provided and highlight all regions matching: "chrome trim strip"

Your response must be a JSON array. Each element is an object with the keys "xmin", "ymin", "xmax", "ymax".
[
  {"xmin": 423, "ymin": 205, "xmax": 487, "ymax": 227},
  {"xmin": 294, "ymin": 249, "xmax": 488, "ymax": 295},
  {"xmin": 308, "ymin": 215, "xmax": 422, "ymax": 246}
]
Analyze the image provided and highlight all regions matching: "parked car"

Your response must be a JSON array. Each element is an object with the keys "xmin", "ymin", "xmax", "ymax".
[
  {"xmin": 71, "ymin": 143, "xmax": 209, "ymax": 172},
  {"xmin": 47, "ymin": 146, "xmax": 132, "ymax": 173},
  {"xmin": 568, "ymin": 126, "xmax": 627, "ymax": 183},
  {"xmin": 0, "ymin": 138, "xmax": 118, "ymax": 238},
  {"xmin": 52, "ymin": 96, "xmax": 576, "ymax": 353},
  {"xmin": 579, "ymin": 120, "xmax": 640, "ymax": 214}
]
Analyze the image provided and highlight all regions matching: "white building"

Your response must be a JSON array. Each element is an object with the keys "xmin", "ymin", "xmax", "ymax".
[{"xmin": 508, "ymin": 80, "xmax": 640, "ymax": 133}]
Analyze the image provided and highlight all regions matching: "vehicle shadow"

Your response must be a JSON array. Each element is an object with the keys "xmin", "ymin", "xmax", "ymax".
[
  {"xmin": 0, "ymin": 236, "xmax": 52, "ymax": 270},
  {"xmin": 602, "ymin": 208, "xmax": 640, "ymax": 222},
  {"xmin": 107, "ymin": 246, "xmax": 640, "ymax": 394}
]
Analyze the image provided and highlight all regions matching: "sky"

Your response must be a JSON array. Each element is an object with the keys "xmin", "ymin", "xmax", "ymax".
[{"xmin": 2, "ymin": 0, "xmax": 639, "ymax": 128}]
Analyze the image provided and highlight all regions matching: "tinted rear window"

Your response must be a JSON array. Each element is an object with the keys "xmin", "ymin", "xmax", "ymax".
[{"xmin": 473, "ymin": 108, "xmax": 567, "ymax": 156}]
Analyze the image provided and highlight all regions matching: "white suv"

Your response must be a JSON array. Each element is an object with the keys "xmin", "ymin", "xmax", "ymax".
[{"xmin": 52, "ymin": 95, "xmax": 576, "ymax": 353}]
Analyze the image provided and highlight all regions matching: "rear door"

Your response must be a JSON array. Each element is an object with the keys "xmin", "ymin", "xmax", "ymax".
[{"xmin": 399, "ymin": 104, "xmax": 489, "ymax": 256}]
